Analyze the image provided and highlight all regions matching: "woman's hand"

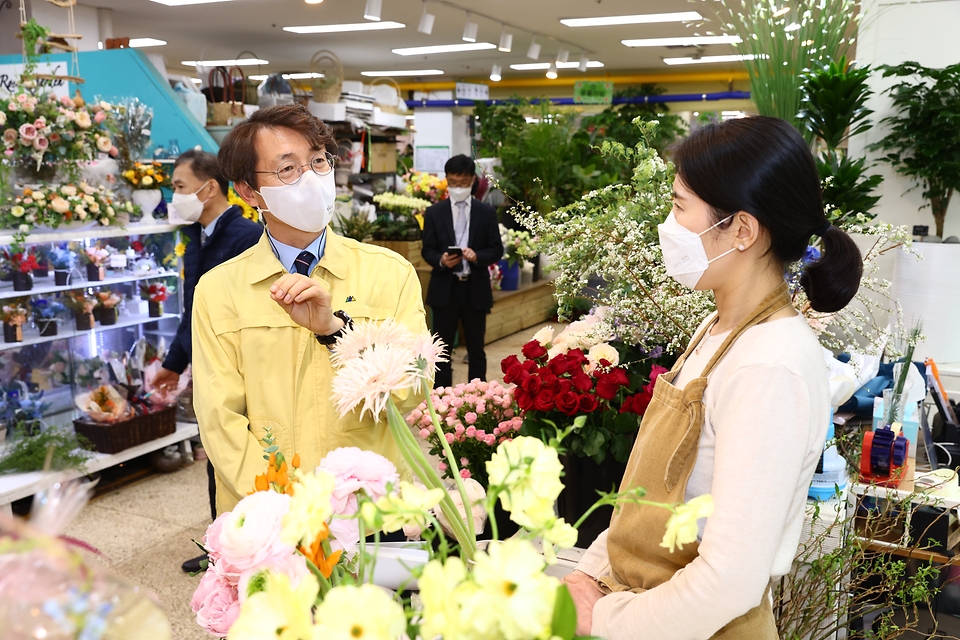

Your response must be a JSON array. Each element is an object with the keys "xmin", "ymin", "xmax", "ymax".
[
  {"xmin": 269, "ymin": 274, "xmax": 340, "ymax": 336},
  {"xmin": 563, "ymin": 570, "xmax": 606, "ymax": 636}
]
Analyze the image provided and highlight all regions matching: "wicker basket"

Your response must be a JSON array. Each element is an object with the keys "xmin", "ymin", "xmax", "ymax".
[
  {"xmin": 310, "ymin": 50, "xmax": 343, "ymax": 103},
  {"xmin": 74, "ymin": 406, "xmax": 177, "ymax": 454},
  {"xmin": 370, "ymin": 77, "xmax": 403, "ymax": 113}
]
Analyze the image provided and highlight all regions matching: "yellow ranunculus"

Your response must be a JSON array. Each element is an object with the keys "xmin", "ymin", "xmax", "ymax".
[
  {"xmin": 280, "ymin": 468, "xmax": 335, "ymax": 548},
  {"xmin": 10, "ymin": 206, "xmax": 25, "ymax": 218},
  {"xmin": 141, "ymin": 176, "xmax": 154, "ymax": 187},
  {"xmin": 228, "ymin": 572, "xmax": 318, "ymax": 640},
  {"xmin": 660, "ymin": 493, "xmax": 714, "ymax": 554}
]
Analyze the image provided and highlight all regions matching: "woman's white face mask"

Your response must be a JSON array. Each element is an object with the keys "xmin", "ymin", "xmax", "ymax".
[{"xmin": 657, "ymin": 211, "xmax": 736, "ymax": 289}]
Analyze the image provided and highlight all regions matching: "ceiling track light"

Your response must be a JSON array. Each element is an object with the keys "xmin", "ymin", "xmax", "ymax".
[
  {"xmin": 498, "ymin": 28, "xmax": 512, "ymax": 52},
  {"xmin": 556, "ymin": 48, "xmax": 569, "ymax": 64},
  {"xmin": 418, "ymin": 1, "xmax": 435, "ymax": 34},
  {"xmin": 364, "ymin": 0, "xmax": 382, "ymax": 21},
  {"xmin": 304, "ymin": 0, "xmax": 323, "ymax": 4},
  {"xmin": 490, "ymin": 64, "xmax": 502, "ymax": 82},
  {"xmin": 546, "ymin": 61, "xmax": 558, "ymax": 79},
  {"xmin": 578, "ymin": 53, "xmax": 588, "ymax": 72},
  {"xmin": 462, "ymin": 13, "xmax": 478, "ymax": 42},
  {"xmin": 527, "ymin": 36, "xmax": 541, "ymax": 60}
]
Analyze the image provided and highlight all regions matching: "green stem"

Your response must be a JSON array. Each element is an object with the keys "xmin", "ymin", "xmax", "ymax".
[
  {"xmin": 424, "ymin": 384, "xmax": 477, "ymax": 543},
  {"xmin": 357, "ymin": 514, "xmax": 366, "ymax": 584},
  {"xmin": 572, "ymin": 491, "xmax": 668, "ymax": 531},
  {"xmin": 304, "ymin": 555, "xmax": 333, "ymax": 596}
]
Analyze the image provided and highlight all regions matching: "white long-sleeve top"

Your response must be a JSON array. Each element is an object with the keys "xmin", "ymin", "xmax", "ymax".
[{"xmin": 576, "ymin": 314, "xmax": 829, "ymax": 640}]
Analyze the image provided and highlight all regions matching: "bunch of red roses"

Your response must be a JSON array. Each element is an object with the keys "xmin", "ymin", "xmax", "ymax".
[
  {"xmin": 2, "ymin": 250, "xmax": 41, "ymax": 274},
  {"xmin": 501, "ymin": 338, "xmax": 666, "ymax": 418}
]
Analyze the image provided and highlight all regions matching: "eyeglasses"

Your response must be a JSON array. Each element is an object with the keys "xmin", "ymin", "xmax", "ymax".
[{"xmin": 254, "ymin": 151, "xmax": 336, "ymax": 185}]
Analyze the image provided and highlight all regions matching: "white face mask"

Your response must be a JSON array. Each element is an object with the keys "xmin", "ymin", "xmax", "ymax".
[
  {"xmin": 170, "ymin": 181, "xmax": 213, "ymax": 223},
  {"xmin": 657, "ymin": 211, "xmax": 736, "ymax": 289},
  {"xmin": 448, "ymin": 186, "xmax": 472, "ymax": 203},
  {"xmin": 255, "ymin": 170, "xmax": 336, "ymax": 233}
]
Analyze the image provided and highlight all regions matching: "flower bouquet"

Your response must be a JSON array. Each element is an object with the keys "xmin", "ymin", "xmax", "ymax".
[
  {"xmin": 0, "ymin": 183, "xmax": 129, "ymax": 234},
  {"xmin": 0, "ymin": 301, "xmax": 28, "ymax": 343},
  {"xmin": 403, "ymin": 170, "xmax": 448, "ymax": 203},
  {"xmin": 30, "ymin": 297, "xmax": 66, "ymax": 338},
  {"xmin": 50, "ymin": 246, "xmax": 76, "ymax": 285},
  {"xmin": 1, "ymin": 245, "xmax": 41, "ymax": 291},
  {"xmin": 82, "ymin": 245, "xmax": 110, "ymax": 281},
  {"xmin": 94, "ymin": 289, "xmax": 122, "ymax": 326},
  {"xmin": 372, "ymin": 192, "xmax": 431, "ymax": 241},
  {"xmin": 140, "ymin": 281, "xmax": 168, "ymax": 317},
  {"xmin": 63, "ymin": 290, "xmax": 97, "ymax": 331},
  {"xmin": 120, "ymin": 162, "xmax": 169, "ymax": 190},
  {"xmin": 190, "ymin": 318, "xmax": 712, "ymax": 640},
  {"xmin": 503, "ymin": 227, "xmax": 537, "ymax": 268}
]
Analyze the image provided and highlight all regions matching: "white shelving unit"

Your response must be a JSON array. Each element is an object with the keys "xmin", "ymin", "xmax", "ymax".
[
  {"xmin": 0, "ymin": 269, "xmax": 177, "ymax": 301},
  {"xmin": 0, "ymin": 312, "xmax": 179, "ymax": 352},
  {"xmin": 0, "ymin": 222, "xmax": 182, "ymax": 246}
]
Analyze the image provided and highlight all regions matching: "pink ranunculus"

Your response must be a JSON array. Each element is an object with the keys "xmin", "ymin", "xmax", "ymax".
[
  {"xmin": 18, "ymin": 123, "xmax": 36, "ymax": 141},
  {"xmin": 475, "ymin": 402, "xmax": 486, "ymax": 415},
  {"xmin": 460, "ymin": 468, "xmax": 472, "ymax": 479},
  {"xmin": 438, "ymin": 461, "xmax": 447, "ymax": 471},
  {"xmin": 454, "ymin": 424, "xmax": 465, "ymax": 436},
  {"xmin": 191, "ymin": 569, "xmax": 241, "ymax": 637},
  {"xmin": 451, "ymin": 397, "xmax": 464, "ymax": 408},
  {"xmin": 419, "ymin": 428, "xmax": 431, "ymax": 439},
  {"xmin": 465, "ymin": 426, "xmax": 476, "ymax": 438},
  {"xmin": 445, "ymin": 432, "xmax": 455, "ymax": 444},
  {"xmin": 32, "ymin": 136, "xmax": 48, "ymax": 151},
  {"xmin": 94, "ymin": 110, "xmax": 107, "ymax": 123},
  {"xmin": 216, "ymin": 490, "xmax": 293, "ymax": 573},
  {"xmin": 464, "ymin": 412, "xmax": 477, "ymax": 425},
  {"xmin": 445, "ymin": 415, "xmax": 456, "ymax": 427},
  {"xmin": 319, "ymin": 447, "xmax": 399, "ymax": 551},
  {"xmin": 236, "ymin": 552, "xmax": 309, "ymax": 604}
]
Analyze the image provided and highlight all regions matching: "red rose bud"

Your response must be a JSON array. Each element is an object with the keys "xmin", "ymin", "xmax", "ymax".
[
  {"xmin": 521, "ymin": 340, "xmax": 548, "ymax": 361},
  {"xmin": 503, "ymin": 364, "xmax": 523, "ymax": 385},
  {"xmin": 577, "ymin": 394, "xmax": 599, "ymax": 413},
  {"xmin": 501, "ymin": 355, "xmax": 521, "ymax": 375},
  {"xmin": 630, "ymin": 390, "xmax": 652, "ymax": 415},
  {"xmin": 547, "ymin": 355, "xmax": 570, "ymax": 376},
  {"xmin": 533, "ymin": 388, "xmax": 556, "ymax": 412},
  {"xmin": 555, "ymin": 390, "xmax": 580, "ymax": 416},
  {"xmin": 571, "ymin": 372, "xmax": 593, "ymax": 392},
  {"xmin": 565, "ymin": 349, "xmax": 588, "ymax": 368}
]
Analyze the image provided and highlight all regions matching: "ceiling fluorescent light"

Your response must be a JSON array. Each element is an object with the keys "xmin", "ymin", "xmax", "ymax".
[
  {"xmin": 527, "ymin": 37, "xmax": 541, "ymax": 60},
  {"xmin": 418, "ymin": 2, "xmax": 435, "ymax": 35},
  {"xmin": 462, "ymin": 13, "xmax": 478, "ymax": 42},
  {"xmin": 392, "ymin": 42, "xmax": 495, "ymax": 56},
  {"xmin": 511, "ymin": 60, "xmax": 604, "ymax": 70},
  {"xmin": 129, "ymin": 38, "xmax": 167, "ymax": 47},
  {"xmin": 622, "ymin": 35, "xmax": 742, "ymax": 47},
  {"xmin": 284, "ymin": 21, "xmax": 404, "ymax": 34},
  {"xmin": 663, "ymin": 53, "xmax": 760, "ymax": 65},
  {"xmin": 498, "ymin": 28, "xmax": 512, "ymax": 52},
  {"xmin": 361, "ymin": 69, "xmax": 444, "ymax": 77},
  {"xmin": 364, "ymin": 0, "xmax": 382, "ymax": 21},
  {"xmin": 150, "ymin": 0, "xmax": 234, "ymax": 5},
  {"xmin": 249, "ymin": 72, "xmax": 324, "ymax": 81},
  {"xmin": 578, "ymin": 53, "xmax": 588, "ymax": 72},
  {"xmin": 556, "ymin": 48, "xmax": 569, "ymax": 64},
  {"xmin": 305, "ymin": 0, "xmax": 323, "ymax": 4},
  {"xmin": 546, "ymin": 61, "xmax": 558, "ymax": 79},
  {"xmin": 490, "ymin": 64, "xmax": 502, "ymax": 82},
  {"xmin": 561, "ymin": 12, "xmax": 702, "ymax": 27},
  {"xmin": 182, "ymin": 58, "xmax": 269, "ymax": 66}
]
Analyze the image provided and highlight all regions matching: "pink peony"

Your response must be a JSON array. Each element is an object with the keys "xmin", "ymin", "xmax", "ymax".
[
  {"xmin": 32, "ymin": 136, "xmax": 48, "ymax": 151},
  {"xmin": 319, "ymin": 447, "xmax": 399, "ymax": 551},
  {"xmin": 464, "ymin": 412, "xmax": 477, "ymax": 425},
  {"xmin": 191, "ymin": 569, "xmax": 241, "ymax": 637},
  {"xmin": 216, "ymin": 491, "xmax": 293, "ymax": 573},
  {"xmin": 94, "ymin": 110, "xmax": 107, "ymax": 123},
  {"xmin": 18, "ymin": 123, "xmax": 36, "ymax": 141}
]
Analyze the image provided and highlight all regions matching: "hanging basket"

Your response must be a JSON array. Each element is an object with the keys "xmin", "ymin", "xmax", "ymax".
[
  {"xmin": 370, "ymin": 77, "xmax": 403, "ymax": 114},
  {"xmin": 309, "ymin": 50, "xmax": 344, "ymax": 103}
]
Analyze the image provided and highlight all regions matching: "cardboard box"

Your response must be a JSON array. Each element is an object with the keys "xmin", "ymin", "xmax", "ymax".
[{"xmin": 369, "ymin": 142, "xmax": 397, "ymax": 173}]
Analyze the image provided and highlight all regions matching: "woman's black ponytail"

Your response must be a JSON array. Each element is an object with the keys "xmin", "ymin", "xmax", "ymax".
[{"xmin": 672, "ymin": 116, "xmax": 862, "ymax": 313}]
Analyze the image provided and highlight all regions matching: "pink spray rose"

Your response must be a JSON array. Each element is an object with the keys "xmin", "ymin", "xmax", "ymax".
[
  {"xmin": 318, "ymin": 447, "xmax": 399, "ymax": 551},
  {"xmin": 18, "ymin": 123, "xmax": 36, "ymax": 141},
  {"xmin": 94, "ymin": 110, "xmax": 107, "ymax": 124},
  {"xmin": 191, "ymin": 569, "xmax": 241, "ymax": 637},
  {"xmin": 32, "ymin": 136, "xmax": 48, "ymax": 151}
]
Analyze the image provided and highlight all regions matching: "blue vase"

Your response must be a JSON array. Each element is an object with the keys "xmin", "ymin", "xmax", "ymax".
[{"xmin": 499, "ymin": 259, "xmax": 521, "ymax": 291}]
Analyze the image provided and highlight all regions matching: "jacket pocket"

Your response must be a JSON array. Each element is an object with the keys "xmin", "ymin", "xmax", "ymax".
[{"xmin": 248, "ymin": 416, "xmax": 290, "ymax": 451}]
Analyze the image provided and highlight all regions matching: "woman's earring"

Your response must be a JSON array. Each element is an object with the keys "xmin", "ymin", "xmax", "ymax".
[{"xmin": 738, "ymin": 244, "xmax": 746, "ymax": 251}]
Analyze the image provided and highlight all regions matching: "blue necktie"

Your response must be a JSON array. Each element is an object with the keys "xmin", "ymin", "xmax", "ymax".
[{"xmin": 294, "ymin": 250, "xmax": 315, "ymax": 275}]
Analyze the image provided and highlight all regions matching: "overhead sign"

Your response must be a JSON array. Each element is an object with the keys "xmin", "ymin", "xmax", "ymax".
[
  {"xmin": 455, "ymin": 82, "xmax": 489, "ymax": 101},
  {"xmin": 0, "ymin": 62, "xmax": 71, "ymax": 99},
  {"xmin": 574, "ymin": 80, "xmax": 614, "ymax": 105}
]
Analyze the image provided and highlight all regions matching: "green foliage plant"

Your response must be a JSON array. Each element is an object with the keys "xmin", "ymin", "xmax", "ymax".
[
  {"xmin": 874, "ymin": 61, "xmax": 960, "ymax": 238},
  {"xmin": 799, "ymin": 57, "xmax": 883, "ymax": 225},
  {"xmin": 580, "ymin": 84, "xmax": 687, "ymax": 159},
  {"xmin": 0, "ymin": 425, "xmax": 91, "ymax": 475},
  {"xmin": 712, "ymin": 0, "xmax": 860, "ymax": 129}
]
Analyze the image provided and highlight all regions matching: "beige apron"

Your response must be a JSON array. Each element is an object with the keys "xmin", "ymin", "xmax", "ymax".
[{"xmin": 599, "ymin": 283, "xmax": 792, "ymax": 639}]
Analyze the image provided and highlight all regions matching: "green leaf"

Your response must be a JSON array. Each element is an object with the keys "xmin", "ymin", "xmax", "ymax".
[{"xmin": 551, "ymin": 585, "xmax": 578, "ymax": 640}]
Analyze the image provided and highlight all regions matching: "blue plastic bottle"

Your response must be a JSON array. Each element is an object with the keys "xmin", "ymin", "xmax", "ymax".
[{"xmin": 809, "ymin": 410, "xmax": 848, "ymax": 501}]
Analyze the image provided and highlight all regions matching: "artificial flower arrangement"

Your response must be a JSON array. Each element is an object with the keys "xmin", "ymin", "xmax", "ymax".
[
  {"xmin": 372, "ymin": 192, "xmax": 432, "ymax": 241},
  {"xmin": 0, "ymin": 301, "xmax": 28, "ymax": 326},
  {"xmin": 408, "ymin": 378, "xmax": 520, "ymax": 487},
  {"xmin": 62, "ymin": 290, "xmax": 98, "ymax": 330},
  {"xmin": 0, "ymin": 183, "xmax": 130, "ymax": 232},
  {"xmin": 83, "ymin": 246, "xmax": 109, "ymax": 267},
  {"xmin": 0, "ymin": 88, "xmax": 118, "ymax": 177},
  {"xmin": 1, "ymin": 245, "xmax": 41, "ymax": 274},
  {"xmin": 190, "ymin": 319, "xmax": 713, "ymax": 639},
  {"xmin": 503, "ymin": 315, "xmax": 672, "ymax": 465},
  {"xmin": 403, "ymin": 170, "xmax": 448, "ymax": 203},
  {"xmin": 49, "ymin": 246, "xmax": 76, "ymax": 270},
  {"xmin": 502, "ymin": 226, "xmax": 537, "ymax": 268},
  {"xmin": 120, "ymin": 162, "xmax": 169, "ymax": 190},
  {"xmin": 30, "ymin": 298, "xmax": 66, "ymax": 335},
  {"xmin": 93, "ymin": 289, "xmax": 122, "ymax": 325},
  {"xmin": 139, "ymin": 281, "xmax": 169, "ymax": 303}
]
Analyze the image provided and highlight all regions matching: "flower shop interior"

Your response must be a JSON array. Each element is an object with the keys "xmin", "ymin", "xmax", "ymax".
[{"xmin": 2, "ymin": 0, "xmax": 960, "ymax": 638}]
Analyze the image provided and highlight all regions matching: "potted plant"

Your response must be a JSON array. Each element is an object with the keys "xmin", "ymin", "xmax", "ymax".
[
  {"xmin": 875, "ymin": 61, "xmax": 960, "ymax": 239},
  {"xmin": 0, "ymin": 301, "xmax": 28, "ymax": 343},
  {"xmin": 369, "ymin": 192, "xmax": 432, "ymax": 265},
  {"xmin": 1, "ymin": 245, "xmax": 41, "ymax": 291},
  {"xmin": 50, "ymin": 247, "xmax": 76, "ymax": 286},
  {"xmin": 498, "ymin": 227, "xmax": 535, "ymax": 291},
  {"xmin": 94, "ymin": 289, "xmax": 121, "ymax": 326},
  {"xmin": 83, "ymin": 246, "xmax": 110, "ymax": 282},
  {"xmin": 121, "ymin": 162, "xmax": 169, "ymax": 223},
  {"xmin": 63, "ymin": 291, "xmax": 97, "ymax": 331},
  {"xmin": 141, "ymin": 281, "xmax": 168, "ymax": 317},
  {"xmin": 30, "ymin": 297, "xmax": 66, "ymax": 338}
]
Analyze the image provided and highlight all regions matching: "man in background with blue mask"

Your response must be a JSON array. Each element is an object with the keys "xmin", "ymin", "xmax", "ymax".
[
  {"xmin": 421, "ymin": 154, "xmax": 503, "ymax": 388},
  {"xmin": 192, "ymin": 104, "xmax": 426, "ymax": 517},
  {"xmin": 156, "ymin": 150, "xmax": 262, "ymax": 574}
]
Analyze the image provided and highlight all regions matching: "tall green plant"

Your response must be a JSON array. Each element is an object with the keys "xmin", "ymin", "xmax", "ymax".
[
  {"xmin": 799, "ymin": 58, "xmax": 883, "ymax": 225},
  {"xmin": 714, "ymin": 0, "xmax": 859, "ymax": 129},
  {"xmin": 581, "ymin": 85, "xmax": 687, "ymax": 157},
  {"xmin": 874, "ymin": 61, "xmax": 960, "ymax": 238}
]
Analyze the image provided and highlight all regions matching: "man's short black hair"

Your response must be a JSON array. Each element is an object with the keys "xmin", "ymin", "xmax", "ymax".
[
  {"xmin": 444, "ymin": 154, "xmax": 476, "ymax": 177},
  {"xmin": 175, "ymin": 149, "xmax": 229, "ymax": 195}
]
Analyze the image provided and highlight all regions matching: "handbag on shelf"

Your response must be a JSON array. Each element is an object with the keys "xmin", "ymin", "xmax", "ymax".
[
  {"xmin": 208, "ymin": 66, "xmax": 246, "ymax": 126},
  {"xmin": 309, "ymin": 49, "xmax": 344, "ymax": 103}
]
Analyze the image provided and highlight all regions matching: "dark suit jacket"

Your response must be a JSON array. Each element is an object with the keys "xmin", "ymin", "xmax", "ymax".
[
  {"xmin": 421, "ymin": 198, "xmax": 504, "ymax": 311},
  {"xmin": 162, "ymin": 205, "xmax": 263, "ymax": 374}
]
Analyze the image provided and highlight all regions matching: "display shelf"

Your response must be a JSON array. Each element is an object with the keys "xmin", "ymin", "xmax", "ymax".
[
  {"xmin": 0, "ymin": 222, "xmax": 183, "ymax": 245},
  {"xmin": 0, "ymin": 312, "xmax": 179, "ymax": 352},
  {"xmin": 0, "ymin": 420, "xmax": 199, "ymax": 510},
  {"xmin": 0, "ymin": 269, "xmax": 177, "ymax": 302}
]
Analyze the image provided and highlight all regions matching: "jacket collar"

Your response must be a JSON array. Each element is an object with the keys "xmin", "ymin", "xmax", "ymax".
[
  {"xmin": 182, "ymin": 205, "xmax": 241, "ymax": 244},
  {"xmin": 246, "ymin": 227, "xmax": 347, "ymax": 284}
]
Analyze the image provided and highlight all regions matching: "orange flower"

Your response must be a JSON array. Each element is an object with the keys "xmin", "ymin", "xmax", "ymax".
[
  {"xmin": 253, "ymin": 474, "xmax": 269, "ymax": 493},
  {"xmin": 266, "ymin": 465, "xmax": 277, "ymax": 483},
  {"xmin": 299, "ymin": 526, "xmax": 341, "ymax": 579},
  {"xmin": 291, "ymin": 453, "xmax": 301, "ymax": 469}
]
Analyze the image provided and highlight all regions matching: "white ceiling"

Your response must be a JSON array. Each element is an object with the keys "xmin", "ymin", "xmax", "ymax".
[{"xmin": 77, "ymin": 0, "xmax": 745, "ymax": 81}]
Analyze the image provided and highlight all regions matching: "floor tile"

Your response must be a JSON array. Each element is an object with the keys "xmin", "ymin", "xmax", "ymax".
[
  {"xmin": 62, "ymin": 504, "xmax": 189, "ymax": 565},
  {"xmin": 93, "ymin": 459, "xmax": 211, "ymax": 529}
]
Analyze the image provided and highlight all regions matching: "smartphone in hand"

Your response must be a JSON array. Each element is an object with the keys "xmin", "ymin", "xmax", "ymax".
[{"xmin": 447, "ymin": 246, "xmax": 464, "ymax": 257}]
